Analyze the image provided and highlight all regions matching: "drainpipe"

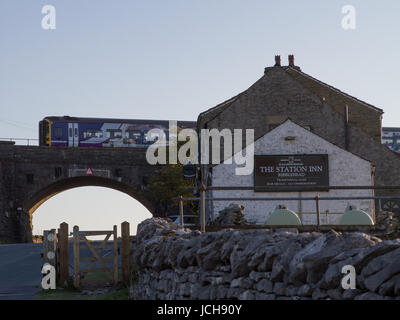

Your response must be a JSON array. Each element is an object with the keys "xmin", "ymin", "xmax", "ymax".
[
  {"xmin": 344, "ymin": 104, "xmax": 349, "ymax": 150},
  {"xmin": 371, "ymin": 165, "xmax": 376, "ymax": 224}
]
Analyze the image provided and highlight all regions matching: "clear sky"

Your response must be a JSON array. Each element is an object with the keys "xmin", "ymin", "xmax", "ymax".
[{"xmin": 1, "ymin": 1, "xmax": 399, "ymax": 234}]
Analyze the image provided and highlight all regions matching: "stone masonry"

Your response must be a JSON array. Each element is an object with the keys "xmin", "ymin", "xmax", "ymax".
[
  {"xmin": 133, "ymin": 218, "xmax": 400, "ymax": 300},
  {"xmin": 0, "ymin": 143, "xmax": 164, "ymax": 242}
]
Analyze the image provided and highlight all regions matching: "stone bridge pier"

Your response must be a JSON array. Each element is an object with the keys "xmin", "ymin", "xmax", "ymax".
[{"xmin": 0, "ymin": 143, "xmax": 163, "ymax": 242}]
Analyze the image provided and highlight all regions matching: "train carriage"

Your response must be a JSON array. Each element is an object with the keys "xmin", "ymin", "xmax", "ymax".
[{"xmin": 39, "ymin": 116, "xmax": 196, "ymax": 148}]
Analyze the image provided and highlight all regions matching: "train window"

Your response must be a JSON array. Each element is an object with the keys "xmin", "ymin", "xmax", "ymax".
[
  {"xmin": 147, "ymin": 131, "xmax": 166, "ymax": 143},
  {"xmin": 127, "ymin": 131, "xmax": 141, "ymax": 138},
  {"xmin": 107, "ymin": 130, "xmax": 122, "ymax": 138},
  {"xmin": 69, "ymin": 128, "xmax": 73, "ymax": 137},
  {"xmin": 85, "ymin": 130, "xmax": 102, "ymax": 138},
  {"xmin": 54, "ymin": 128, "xmax": 63, "ymax": 138},
  {"xmin": 74, "ymin": 128, "xmax": 78, "ymax": 136}
]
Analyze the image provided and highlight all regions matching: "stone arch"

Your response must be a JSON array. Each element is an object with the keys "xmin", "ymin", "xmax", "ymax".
[{"xmin": 25, "ymin": 175, "xmax": 155, "ymax": 217}]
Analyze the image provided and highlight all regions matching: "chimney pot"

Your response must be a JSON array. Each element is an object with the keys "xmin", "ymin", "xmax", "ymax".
[{"xmin": 274, "ymin": 55, "xmax": 281, "ymax": 66}]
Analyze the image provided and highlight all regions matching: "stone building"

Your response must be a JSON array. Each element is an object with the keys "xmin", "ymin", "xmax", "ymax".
[
  {"xmin": 197, "ymin": 55, "xmax": 400, "ymax": 222},
  {"xmin": 211, "ymin": 119, "xmax": 375, "ymax": 224}
]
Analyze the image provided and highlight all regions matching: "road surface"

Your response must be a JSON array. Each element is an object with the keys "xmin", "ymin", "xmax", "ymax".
[{"xmin": 0, "ymin": 243, "xmax": 42, "ymax": 300}]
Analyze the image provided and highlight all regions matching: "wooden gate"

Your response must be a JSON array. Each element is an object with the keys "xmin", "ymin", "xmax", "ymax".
[
  {"xmin": 72, "ymin": 225, "xmax": 118, "ymax": 288},
  {"xmin": 43, "ymin": 222, "xmax": 133, "ymax": 288}
]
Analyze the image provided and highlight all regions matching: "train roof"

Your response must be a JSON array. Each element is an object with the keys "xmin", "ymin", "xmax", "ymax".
[{"xmin": 43, "ymin": 116, "xmax": 197, "ymax": 126}]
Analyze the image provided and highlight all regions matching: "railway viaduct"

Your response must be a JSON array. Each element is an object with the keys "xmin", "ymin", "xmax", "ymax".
[{"xmin": 0, "ymin": 142, "xmax": 164, "ymax": 242}]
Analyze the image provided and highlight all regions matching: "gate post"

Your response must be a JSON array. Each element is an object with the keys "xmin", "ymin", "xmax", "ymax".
[
  {"xmin": 58, "ymin": 222, "xmax": 69, "ymax": 286},
  {"xmin": 113, "ymin": 225, "xmax": 118, "ymax": 285},
  {"xmin": 121, "ymin": 221, "xmax": 131, "ymax": 285},
  {"xmin": 73, "ymin": 225, "xmax": 80, "ymax": 288}
]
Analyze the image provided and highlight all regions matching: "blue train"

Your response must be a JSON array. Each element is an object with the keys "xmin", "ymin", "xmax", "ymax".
[{"xmin": 39, "ymin": 116, "xmax": 196, "ymax": 148}]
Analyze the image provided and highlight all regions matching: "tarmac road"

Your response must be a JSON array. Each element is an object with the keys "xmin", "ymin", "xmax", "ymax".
[
  {"xmin": 0, "ymin": 243, "xmax": 42, "ymax": 300},
  {"xmin": 0, "ymin": 241, "xmax": 125, "ymax": 300}
]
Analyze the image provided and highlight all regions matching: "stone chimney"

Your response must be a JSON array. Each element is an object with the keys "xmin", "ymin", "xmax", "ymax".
[
  {"xmin": 288, "ymin": 54, "xmax": 301, "ymax": 71},
  {"xmin": 274, "ymin": 55, "xmax": 281, "ymax": 66},
  {"xmin": 288, "ymin": 54, "xmax": 295, "ymax": 67}
]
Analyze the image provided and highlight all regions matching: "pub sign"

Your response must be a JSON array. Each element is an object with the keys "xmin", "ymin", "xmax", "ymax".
[{"xmin": 254, "ymin": 154, "xmax": 329, "ymax": 191}]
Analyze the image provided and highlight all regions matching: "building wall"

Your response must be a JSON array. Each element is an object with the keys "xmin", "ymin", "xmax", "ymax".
[
  {"xmin": 205, "ymin": 67, "xmax": 348, "ymax": 155},
  {"xmin": 199, "ymin": 66, "xmax": 400, "ymax": 200},
  {"xmin": 211, "ymin": 121, "xmax": 374, "ymax": 225},
  {"xmin": 284, "ymin": 68, "xmax": 382, "ymax": 142}
]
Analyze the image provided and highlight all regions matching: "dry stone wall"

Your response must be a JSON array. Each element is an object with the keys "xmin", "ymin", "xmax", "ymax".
[{"xmin": 133, "ymin": 218, "xmax": 400, "ymax": 300}]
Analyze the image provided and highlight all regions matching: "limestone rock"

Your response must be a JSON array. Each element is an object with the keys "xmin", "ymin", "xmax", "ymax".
[
  {"xmin": 254, "ymin": 293, "xmax": 276, "ymax": 300},
  {"xmin": 297, "ymin": 284, "xmax": 313, "ymax": 297},
  {"xmin": 374, "ymin": 211, "xmax": 400, "ymax": 237},
  {"xmin": 342, "ymin": 289, "xmax": 362, "ymax": 300},
  {"xmin": 249, "ymin": 271, "xmax": 270, "ymax": 282},
  {"xmin": 131, "ymin": 218, "xmax": 400, "ymax": 301},
  {"xmin": 378, "ymin": 274, "xmax": 400, "ymax": 296},
  {"xmin": 231, "ymin": 277, "xmax": 253, "ymax": 289},
  {"xmin": 327, "ymin": 288, "xmax": 343, "ymax": 300},
  {"xmin": 354, "ymin": 292, "xmax": 386, "ymax": 300},
  {"xmin": 214, "ymin": 204, "xmax": 247, "ymax": 226},
  {"xmin": 216, "ymin": 286, "xmax": 229, "ymax": 299},
  {"xmin": 226, "ymin": 287, "xmax": 242, "ymax": 299},
  {"xmin": 362, "ymin": 248, "xmax": 400, "ymax": 292},
  {"xmin": 255, "ymin": 279, "xmax": 273, "ymax": 293},
  {"xmin": 285, "ymin": 285, "xmax": 298, "ymax": 297},
  {"xmin": 312, "ymin": 288, "xmax": 328, "ymax": 300},
  {"xmin": 302, "ymin": 231, "xmax": 377, "ymax": 284},
  {"xmin": 351, "ymin": 239, "xmax": 400, "ymax": 274},
  {"xmin": 273, "ymin": 282, "xmax": 286, "ymax": 296},
  {"xmin": 239, "ymin": 290, "xmax": 256, "ymax": 300}
]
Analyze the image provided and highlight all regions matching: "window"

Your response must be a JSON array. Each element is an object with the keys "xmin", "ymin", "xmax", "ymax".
[
  {"xmin": 54, "ymin": 128, "xmax": 63, "ymax": 138},
  {"xmin": 69, "ymin": 128, "xmax": 72, "ymax": 137},
  {"xmin": 107, "ymin": 130, "xmax": 122, "ymax": 138},
  {"xmin": 85, "ymin": 130, "xmax": 102, "ymax": 138}
]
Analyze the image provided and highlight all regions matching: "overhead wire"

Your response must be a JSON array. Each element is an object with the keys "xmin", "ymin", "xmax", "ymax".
[{"xmin": 0, "ymin": 118, "xmax": 36, "ymax": 131}]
